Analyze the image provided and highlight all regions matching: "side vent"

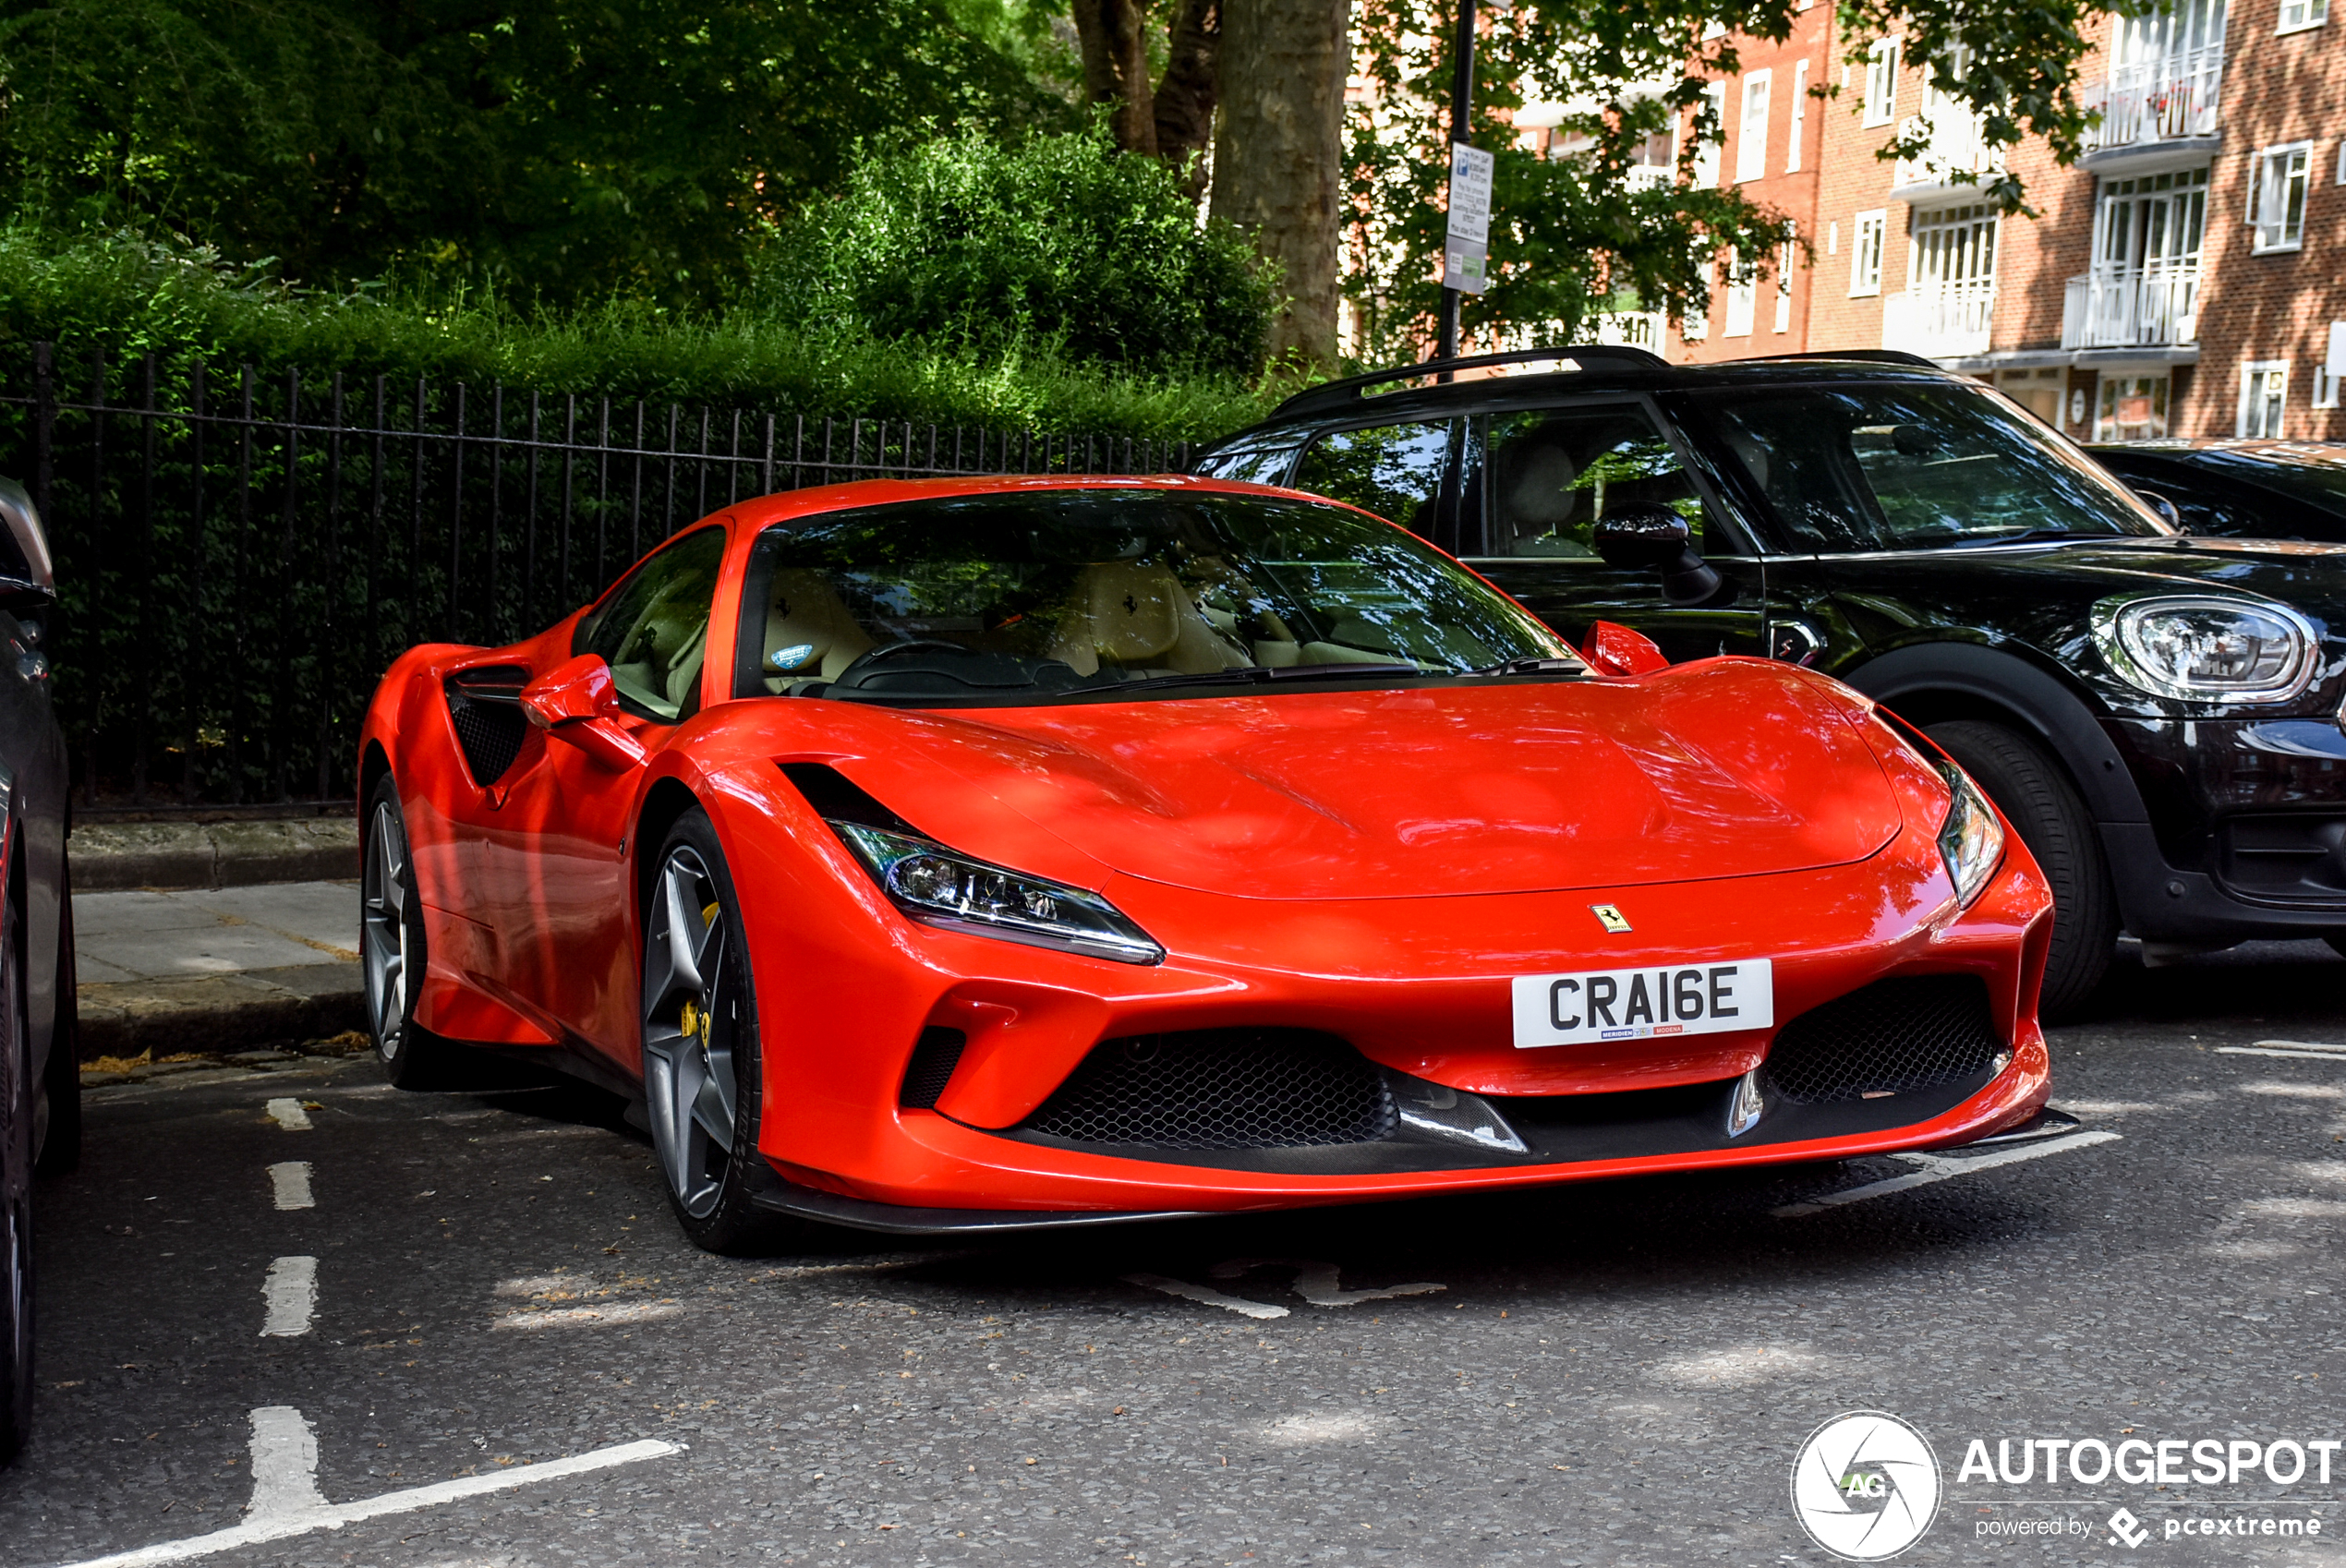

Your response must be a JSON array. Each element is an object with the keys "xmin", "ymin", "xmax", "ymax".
[
  {"xmin": 779, "ymin": 762, "xmax": 926, "ymax": 836},
  {"xmin": 899, "ymin": 1027, "xmax": 968, "ymax": 1109},
  {"xmin": 444, "ymin": 666, "xmax": 531, "ymax": 787}
]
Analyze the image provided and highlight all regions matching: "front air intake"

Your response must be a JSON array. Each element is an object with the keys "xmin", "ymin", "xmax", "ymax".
[
  {"xmin": 1759, "ymin": 974, "xmax": 2003, "ymax": 1104},
  {"xmin": 1022, "ymin": 1029, "xmax": 1397, "ymax": 1149}
]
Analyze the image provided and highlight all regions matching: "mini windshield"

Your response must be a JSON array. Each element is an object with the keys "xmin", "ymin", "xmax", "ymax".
[
  {"xmin": 1694, "ymin": 381, "xmax": 2173, "ymax": 552},
  {"xmin": 732, "ymin": 488, "xmax": 1577, "ymax": 705}
]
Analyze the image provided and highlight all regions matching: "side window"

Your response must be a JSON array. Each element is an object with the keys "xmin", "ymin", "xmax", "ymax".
[
  {"xmin": 1290, "ymin": 421, "xmax": 1458, "ymax": 538},
  {"xmin": 1197, "ymin": 442, "xmax": 1303, "ymax": 487},
  {"xmin": 1471, "ymin": 404, "xmax": 1713, "ymax": 560},
  {"xmin": 579, "ymin": 526, "xmax": 729, "ymax": 722}
]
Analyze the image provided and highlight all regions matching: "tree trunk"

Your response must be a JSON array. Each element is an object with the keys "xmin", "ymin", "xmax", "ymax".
[
  {"xmin": 1072, "ymin": 0, "xmax": 1157, "ymax": 154},
  {"xmin": 1154, "ymin": 0, "xmax": 1223, "ymax": 199},
  {"xmin": 1211, "ymin": 0, "xmax": 1352, "ymax": 370}
]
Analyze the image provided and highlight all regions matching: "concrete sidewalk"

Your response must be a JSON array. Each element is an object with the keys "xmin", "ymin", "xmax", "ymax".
[{"xmin": 76, "ymin": 880, "xmax": 366, "ymax": 1065}]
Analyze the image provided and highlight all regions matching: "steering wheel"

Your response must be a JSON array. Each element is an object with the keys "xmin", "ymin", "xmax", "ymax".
[{"xmin": 831, "ymin": 640, "xmax": 976, "ymax": 684}]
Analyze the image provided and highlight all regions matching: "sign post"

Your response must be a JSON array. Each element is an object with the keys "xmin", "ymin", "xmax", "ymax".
[{"xmin": 1435, "ymin": 0, "xmax": 1482, "ymax": 363}]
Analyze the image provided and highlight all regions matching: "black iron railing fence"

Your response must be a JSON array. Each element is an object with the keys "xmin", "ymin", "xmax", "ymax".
[{"xmin": 0, "ymin": 341, "xmax": 1198, "ymax": 808}]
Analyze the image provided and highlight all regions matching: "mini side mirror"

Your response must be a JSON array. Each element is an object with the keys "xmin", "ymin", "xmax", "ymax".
[
  {"xmin": 2134, "ymin": 488, "xmax": 2185, "ymax": 531},
  {"xmin": 1589, "ymin": 504, "xmax": 1725, "ymax": 607},
  {"xmin": 521, "ymin": 654, "xmax": 646, "ymax": 769}
]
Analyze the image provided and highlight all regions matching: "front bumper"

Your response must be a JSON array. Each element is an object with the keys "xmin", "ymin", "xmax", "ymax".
[
  {"xmin": 748, "ymin": 841, "xmax": 2056, "ymax": 1220},
  {"xmin": 2108, "ymin": 715, "xmax": 2346, "ymax": 941}
]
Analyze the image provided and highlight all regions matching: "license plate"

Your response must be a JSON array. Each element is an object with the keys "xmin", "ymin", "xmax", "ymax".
[{"xmin": 1511, "ymin": 959, "xmax": 1774, "ymax": 1049}]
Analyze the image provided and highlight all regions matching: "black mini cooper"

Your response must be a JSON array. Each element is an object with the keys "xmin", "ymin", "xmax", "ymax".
[{"xmin": 1195, "ymin": 346, "xmax": 2346, "ymax": 1015}]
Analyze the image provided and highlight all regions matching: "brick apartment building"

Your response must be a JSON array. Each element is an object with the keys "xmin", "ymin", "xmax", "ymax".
[{"xmin": 1581, "ymin": 0, "xmax": 2345, "ymax": 441}]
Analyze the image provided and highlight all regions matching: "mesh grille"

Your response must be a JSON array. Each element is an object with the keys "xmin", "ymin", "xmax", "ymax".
[
  {"xmin": 445, "ymin": 668, "xmax": 530, "ymax": 786},
  {"xmin": 1022, "ymin": 1030, "xmax": 1397, "ymax": 1149},
  {"xmin": 900, "ymin": 1028, "xmax": 967, "ymax": 1109},
  {"xmin": 1760, "ymin": 974, "xmax": 2003, "ymax": 1104}
]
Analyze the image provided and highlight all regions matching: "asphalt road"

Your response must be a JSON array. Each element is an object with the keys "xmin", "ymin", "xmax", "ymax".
[{"xmin": 6, "ymin": 942, "xmax": 2346, "ymax": 1568}]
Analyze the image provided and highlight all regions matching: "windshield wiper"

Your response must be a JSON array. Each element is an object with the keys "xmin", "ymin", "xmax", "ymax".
[
  {"xmin": 1097, "ymin": 662, "xmax": 1426, "ymax": 695},
  {"xmin": 1474, "ymin": 656, "xmax": 1585, "ymax": 676},
  {"xmin": 1945, "ymin": 527, "xmax": 2091, "ymax": 549}
]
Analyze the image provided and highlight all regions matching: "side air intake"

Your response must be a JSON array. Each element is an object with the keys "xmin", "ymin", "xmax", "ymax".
[
  {"xmin": 1022, "ymin": 1029, "xmax": 1397, "ymax": 1149},
  {"xmin": 1760, "ymin": 974, "xmax": 2004, "ymax": 1104},
  {"xmin": 444, "ymin": 666, "xmax": 531, "ymax": 787}
]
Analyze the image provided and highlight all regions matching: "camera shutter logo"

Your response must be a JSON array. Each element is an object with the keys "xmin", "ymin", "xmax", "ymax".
[{"xmin": 1790, "ymin": 1412, "xmax": 1941, "ymax": 1561}]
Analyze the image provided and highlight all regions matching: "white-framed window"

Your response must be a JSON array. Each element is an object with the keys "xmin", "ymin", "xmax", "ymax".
[
  {"xmin": 1828, "ymin": 220, "xmax": 1839, "ymax": 254},
  {"xmin": 2279, "ymin": 0, "xmax": 2328, "ymax": 31},
  {"xmin": 1702, "ymin": 18, "xmax": 1727, "ymax": 39},
  {"xmin": 2316, "ymin": 322, "xmax": 2346, "ymax": 408},
  {"xmin": 2097, "ymin": 374, "xmax": 2171, "ymax": 441},
  {"xmin": 2337, "ymin": 139, "xmax": 2346, "ymax": 187},
  {"xmin": 2240, "ymin": 361, "xmax": 2290, "ymax": 437},
  {"xmin": 1691, "ymin": 82, "xmax": 1727, "ymax": 188},
  {"xmin": 1850, "ymin": 209, "xmax": 1887, "ymax": 296},
  {"xmin": 1737, "ymin": 71, "xmax": 1772, "ymax": 183},
  {"xmin": 1773, "ymin": 232, "xmax": 1796, "ymax": 332},
  {"xmin": 1862, "ymin": 38, "xmax": 1902, "ymax": 127},
  {"xmin": 2249, "ymin": 143, "xmax": 2312, "ymax": 251},
  {"xmin": 1681, "ymin": 260, "xmax": 1711, "ymax": 341},
  {"xmin": 1787, "ymin": 60, "xmax": 1808, "ymax": 173},
  {"xmin": 1723, "ymin": 249, "xmax": 1757, "ymax": 336}
]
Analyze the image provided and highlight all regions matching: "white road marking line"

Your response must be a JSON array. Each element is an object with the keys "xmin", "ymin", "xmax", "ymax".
[
  {"xmin": 260, "ymin": 1256, "xmax": 318, "ymax": 1337},
  {"xmin": 264, "ymin": 1098, "xmax": 311, "ymax": 1131},
  {"xmin": 2221, "ymin": 1044, "xmax": 2346, "ymax": 1063},
  {"xmin": 1772, "ymin": 1130, "xmax": 2122, "ymax": 1217},
  {"xmin": 496, "ymin": 1302, "xmax": 683, "ymax": 1331},
  {"xmin": 54, "ymin": 1406, "xmax": 678, "ymax": 1568},
  {"xmin": 1207, "ymin": 1259, "xmax": 1447, "ymax": 1307},
  {"xmin": 1121, "ymin": 1272, "xmax": 1290, "ymax": 1319},
  {"xmin": 266, "ymin": 1162, "xmax": 314, "ymax": 1212},
  {"xmin": 247, "ymin": 1406, "xmax": 328, "ymax": 1515}
]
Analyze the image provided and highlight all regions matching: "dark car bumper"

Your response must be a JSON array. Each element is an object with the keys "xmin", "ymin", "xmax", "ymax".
[{"xmin": 2109, "ymin": 715, "xmax": 2346, "ymax": 942}]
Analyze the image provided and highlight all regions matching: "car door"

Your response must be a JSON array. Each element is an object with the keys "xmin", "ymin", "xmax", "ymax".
[
  {"xmin": 1454, "ymin": 400, "xmax": 1771, "ymax": 664},
  {"xmin": 478, "ymin": 524, "xmax": 730, "ymax": 1067}
]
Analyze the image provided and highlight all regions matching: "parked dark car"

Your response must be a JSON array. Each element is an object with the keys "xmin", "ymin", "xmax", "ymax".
[
  {"xmin": 1194, "ymin": 347, "xmax": 2346, "ymax": 1016},
  {"xmin": 2090, "ymin": 440, "xmax": 2346, "ymax": 542},
  {"xmin": 0, "ymin": 477, "xmax": 74, "ymax": 1465}
]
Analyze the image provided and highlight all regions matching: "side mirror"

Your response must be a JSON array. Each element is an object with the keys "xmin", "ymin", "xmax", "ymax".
[
  {"xmin": 2134, "ymin": 488, "xmax": 2186, "ymax": 531},
  {"xmin": 521, "ymin": 654, "xmax": 647, "ymax": 770},
  {"xmin": 1580, "ymin": 620, "xmax": 1671, "ymax": 677},
  {"xmin": 1589, "ymin": 503, "xmax": 1725, "ymax": 607}
]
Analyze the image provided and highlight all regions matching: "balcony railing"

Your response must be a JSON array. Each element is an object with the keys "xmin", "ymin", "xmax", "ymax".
[
  {"xmin": 1577, "ymin": 309, "xmax": 1668, "ymax": 351},
  {"xmin": 2082, "ymin": 44, "xmax": 2222, "ymax": 151},
  {"xmin": 1891, "ymin": 111, "xmax": 2002, "ymax": 193},
  {"xmin": 1881, "ymin": 282, "xmax": 1995, "ymax": 358},
  {"xmin": 2060, "ymin": 264, "xmax": 2200, "ymax": 348}
]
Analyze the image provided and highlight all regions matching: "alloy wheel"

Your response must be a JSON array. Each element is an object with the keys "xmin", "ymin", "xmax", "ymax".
[
  {"xmin": 361, "ymin": 800, "xmax": 410, "ymax": 1059},
  {"xmin": 641, "ymin": 845, "xmax": 740, "ymax": 1220}
]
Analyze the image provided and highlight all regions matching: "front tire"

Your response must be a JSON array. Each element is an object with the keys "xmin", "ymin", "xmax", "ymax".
[
  {"xmin": 362, "ymin": 776, "xmax": 478, "ymax": 1091},
  {"xmin": 1926, "ymin": 719, "xmax": 2118, "ymax": 1019},
  {"xmin": 640, "ymin": 811, "xmax": 796, "ymax": 1255}
]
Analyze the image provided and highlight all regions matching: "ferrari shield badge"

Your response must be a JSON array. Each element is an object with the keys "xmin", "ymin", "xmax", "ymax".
[{"xmin": 1590, "ymin": 903, "xmax": 1632, "ymax": 934}]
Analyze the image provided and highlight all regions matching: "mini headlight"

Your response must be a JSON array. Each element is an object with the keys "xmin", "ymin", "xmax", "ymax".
[
  {"xmin": 1933, "ymin": 756, "xmax": 2004, "ymax": 907},
  {"xmin": 2092, "ymin": 594, "xmax": 2317, "ymax": 704},
  {"xmin": 829, "ymin": 822, "xmax": 1164, "ymax": 965}
]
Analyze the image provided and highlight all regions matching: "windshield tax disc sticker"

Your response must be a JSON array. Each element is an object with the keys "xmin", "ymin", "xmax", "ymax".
[{"xmin": 1790, "ymin": 1411, "xmax": 1941, "ymax": 1561}]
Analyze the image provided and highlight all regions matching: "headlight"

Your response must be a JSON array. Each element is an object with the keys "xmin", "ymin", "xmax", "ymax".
[
  {"xmin": 829, "ymin": 822, "xmax": 1164, "ymax": 965},
  {"xmin": 1933, "ymin": 757, "xmax": 2004, "ymax": 907},
  {"xmin": 2092, "ymin": 594, "xmax": 2317, "ymax": 703}
]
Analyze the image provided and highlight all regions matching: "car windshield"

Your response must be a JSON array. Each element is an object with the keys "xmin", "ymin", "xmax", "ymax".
[
  {"xmin": 2198, "ymin": 446, "xmax": 2346, "ymax": 514},
  {"xmin": 735, "ymin": 487, "xmax": 1578, "ymax": 705},
  {"xmin": 1692, "ymin": 380, "xmax": 2173, "ymax": 552}
]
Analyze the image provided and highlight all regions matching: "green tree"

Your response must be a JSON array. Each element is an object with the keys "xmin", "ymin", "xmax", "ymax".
[{"xmin": 0, "ymin": 0, "xmax": 1066, "ymax": 303}]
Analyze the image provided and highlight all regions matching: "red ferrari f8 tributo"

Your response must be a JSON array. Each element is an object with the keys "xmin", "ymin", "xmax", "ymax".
[{"xmin": 357, "ymin": 476, "xmax": 2056, "ymax": 1250}]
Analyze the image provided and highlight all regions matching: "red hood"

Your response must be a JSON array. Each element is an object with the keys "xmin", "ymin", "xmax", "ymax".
[{"xmin": 857, "ymin": 660, "xmax": 1903, "ymax": 900}]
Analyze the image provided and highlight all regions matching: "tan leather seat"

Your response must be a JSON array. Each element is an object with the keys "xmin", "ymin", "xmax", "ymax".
[
  {"xmin": 1047, "ymin": 561, "xmax": 1249, "ymax": 677},
  {"xmin": 760, "ymin": 570, "xmax": 876, "ymax": 687}
]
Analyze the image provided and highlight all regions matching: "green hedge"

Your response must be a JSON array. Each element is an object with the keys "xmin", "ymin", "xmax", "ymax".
[{"xmin": 0, "ymin": 227, "xmax": 1276, "ymax": 442}]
